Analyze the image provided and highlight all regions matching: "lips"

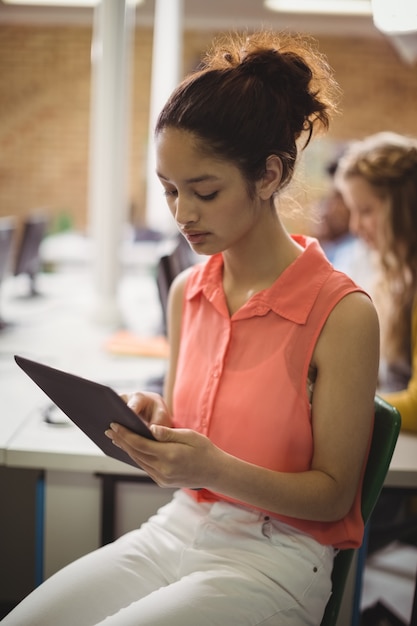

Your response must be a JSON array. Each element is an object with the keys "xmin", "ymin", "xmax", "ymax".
[{"xmin": 182, "ymin": 231, "xmax": 209, "ymax": 244}]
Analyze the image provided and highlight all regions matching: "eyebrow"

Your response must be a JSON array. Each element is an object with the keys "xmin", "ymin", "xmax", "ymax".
[{"xmin": 156, "ymin": 172, "xmax": 220, "ymax": 184}]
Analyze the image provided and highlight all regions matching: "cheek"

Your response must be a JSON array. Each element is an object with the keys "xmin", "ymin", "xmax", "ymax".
[
  {"xmin": 164, "ymin": 197, "xmax": 176, "ymax": 218},
  {"xmin": 374, "ymin": 217, "xmax": 387, "ymax": 246},
  {"xmin": 360, "ymin": 214, "xmax": 383, "ymax": 251},
  {"xmin": 220, "ymin": 197, "xmax": 252, "ymax": 225},
  {"xmin": 370, "ymin": 211, "xmax": 385, "ymax": 235}
]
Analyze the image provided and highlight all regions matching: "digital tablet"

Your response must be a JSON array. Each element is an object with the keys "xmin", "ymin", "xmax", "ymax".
[{"xmin": 14, "ymin": 354, "xmax": 156, "ymax": 468}]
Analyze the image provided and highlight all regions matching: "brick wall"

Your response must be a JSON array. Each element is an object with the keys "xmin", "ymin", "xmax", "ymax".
[
  {"xmin": 0, "ymin": 25, "xmax": 92, "ymax": 231},
  {"xmin": 0, "ymin": 24, "xmax": 416, "ymax": 234}
]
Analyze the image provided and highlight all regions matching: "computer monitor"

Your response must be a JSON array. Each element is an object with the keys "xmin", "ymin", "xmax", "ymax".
[
  {"xmin": 14, "ymin": 215, "xmax": 48, "ymax": 296},
  {"xmin": 0, "ymin": 217, "xmax": 16, "ymax": 329}
]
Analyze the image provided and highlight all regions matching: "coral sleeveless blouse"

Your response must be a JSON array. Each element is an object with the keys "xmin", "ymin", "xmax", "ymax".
[{"xmin": 173, "ymin": 235, "xmax": 370, "ymax": 549}]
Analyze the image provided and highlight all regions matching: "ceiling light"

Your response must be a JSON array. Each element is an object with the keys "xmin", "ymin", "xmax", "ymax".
[
  {"xmin": 2, "ymin": 0, "xmax": 99, "ymax": 5},
  {"xmin": 372, "ymin": 0, "xmax": 417, "ymax": 34},
  {"xmin": 264, "ymin": 0, "xmax": 372, "ymax": 16},
  {"xmin": 2, "ymin": 0, "xmax": 143, "ymax": 6}
]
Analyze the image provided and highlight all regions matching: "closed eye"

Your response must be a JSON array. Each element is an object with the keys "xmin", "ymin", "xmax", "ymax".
[
  {"xmin": 196, "ymin": 191, "xmax": 218, "ymax": 201},
  {"xmin": 161, "ymin": 188, "xmax": 218, "ymax": 201}
]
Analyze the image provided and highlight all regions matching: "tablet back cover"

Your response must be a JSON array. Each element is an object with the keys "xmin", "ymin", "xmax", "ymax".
[{"xmin": 14, "ymin": 354, "xmax": 154, "ymax": 468}]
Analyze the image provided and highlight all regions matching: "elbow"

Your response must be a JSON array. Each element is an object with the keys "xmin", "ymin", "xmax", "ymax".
[
  {"xmin": 327, "ymin": 490, "xmax": 357, "ymax": 522},
  {"xmin": 317, "ymin": 470, "xmax": 359, "ymax": 522},
  {"xmin": 313, "ymin": 484, "xmax": 356, "ymax": 523}
]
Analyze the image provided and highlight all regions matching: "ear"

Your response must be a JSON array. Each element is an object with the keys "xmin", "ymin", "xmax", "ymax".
[{"xmin": 256, "ymin": 155, "xmax": 283, "ymax": 200}]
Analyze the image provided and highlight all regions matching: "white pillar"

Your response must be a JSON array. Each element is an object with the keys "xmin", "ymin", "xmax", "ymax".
[
  {"xmin": 145, "ymin": 0, "xmax": 183, "ymax": 234},
  {"xmin": 88, "ymin": 0, "xmax": 135, "ymax": 326}
]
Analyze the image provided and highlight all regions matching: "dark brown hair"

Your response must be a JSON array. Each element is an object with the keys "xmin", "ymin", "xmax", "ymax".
[{"xmin": 155, "ymin": 31, "xmax": 340, "ymax": 194}]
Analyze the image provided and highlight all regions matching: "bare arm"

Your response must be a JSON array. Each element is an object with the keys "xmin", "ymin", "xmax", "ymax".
[{"xmin": 163, "ymin": 268, "xmax": 192, "ymax": 413}]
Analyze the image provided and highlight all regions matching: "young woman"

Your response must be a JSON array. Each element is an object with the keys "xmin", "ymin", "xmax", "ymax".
[
  {"xmin": 335, "ymin": 131, "xmax": 417, "ymax": 432},
  {"xmin": 4, "ymin": 31, "xmax": 379, "ymax": 626}
]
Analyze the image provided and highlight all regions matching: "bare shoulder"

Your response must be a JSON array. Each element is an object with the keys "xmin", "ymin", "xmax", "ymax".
[
  {"xmin": 168, "ymin": 266, "xmax": 195, "ymax": 311},
  {"xmin": 333, "ymin": 289, "xmax": 378, "ymax": 319},
  {"xmin": 166, "ymin": 264, "xmax": 196, "ymax": 344},
  {"xmin": 170, "ymin": 264, "xmax": 195, "ymax": 291},
  {"xmin": 313, "ymin": 290, "xmax": 380, "ymax": 390},
  {"xmin": 324, "ymin": 291, "xmax": 379, "ymax": 344}
]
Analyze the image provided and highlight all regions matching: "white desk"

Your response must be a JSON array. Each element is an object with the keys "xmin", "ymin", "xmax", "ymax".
[{"xmin": 384, "ymin": 431, "xmax": 417, "ymax": 488}]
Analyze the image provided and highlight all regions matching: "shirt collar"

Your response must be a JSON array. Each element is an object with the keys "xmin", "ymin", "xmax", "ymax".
[{"xmin": 186, "ymin": 235, "xmax": 333, "ymax": 324}]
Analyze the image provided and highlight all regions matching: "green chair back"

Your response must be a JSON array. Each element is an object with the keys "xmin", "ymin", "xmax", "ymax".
[{"xmin": 320, "ymin": 395, "xmax": 401, "ymax": 626}]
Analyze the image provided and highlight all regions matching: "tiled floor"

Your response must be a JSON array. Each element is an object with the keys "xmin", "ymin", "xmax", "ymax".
[{"xmin": 360, "ymin": 541, "xmax": 417, "ymax": 624}]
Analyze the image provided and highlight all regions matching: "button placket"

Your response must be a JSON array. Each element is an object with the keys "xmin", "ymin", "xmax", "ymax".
[{"xmin": 200, "ymin": 321, "xmax": 231, "ymax": 433}]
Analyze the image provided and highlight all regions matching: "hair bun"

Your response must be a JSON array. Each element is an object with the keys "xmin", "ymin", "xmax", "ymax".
[{"xmin": 157, "ymin": 30, "xmax": 339, "ymax": 192}]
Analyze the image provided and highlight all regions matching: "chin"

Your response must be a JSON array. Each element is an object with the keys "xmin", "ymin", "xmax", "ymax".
[{"xmin": 361, "ymin": 236, "xmax": 377, "ymax": 251}]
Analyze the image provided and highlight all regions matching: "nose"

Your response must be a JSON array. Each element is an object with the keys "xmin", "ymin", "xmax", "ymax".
[{"xmin": 174, "ymin": 194, "xmax": 199, "ymax": 227}]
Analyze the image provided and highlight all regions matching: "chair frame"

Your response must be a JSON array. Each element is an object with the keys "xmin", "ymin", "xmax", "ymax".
[{"xmin": 320, "ymin": 395, "xmax": 401, "ymax": 626}]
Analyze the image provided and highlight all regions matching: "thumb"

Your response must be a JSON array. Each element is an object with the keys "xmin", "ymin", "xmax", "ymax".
[
  {"xmin": 150, "ymin": 424, "xmax": 175, "ymax": 441},
  {"xmin": 150, "ymin": 425, "xmax": 192, "ymax": 443}
]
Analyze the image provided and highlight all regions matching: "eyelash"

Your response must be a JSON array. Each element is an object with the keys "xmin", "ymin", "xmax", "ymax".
[
  {"xmin": 162, "ymin": 190, "xmax": 218, "ymax": 202},
  {"xmin": 198, "ymin": 192, "xmax": 218, "ymax": 201}
]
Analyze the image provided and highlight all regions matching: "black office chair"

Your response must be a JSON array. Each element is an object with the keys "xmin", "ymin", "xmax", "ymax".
[
  {"xmin": 156, "ymin": 234, "xmax": 197, "ymax": 335},
  {"xmin": 320, "ymin": 396, "xmax": 401, "ymax": 626},
  {"xmin": 144, "ymin": 235, "xmax": 197, "ymax": 395},
  {"xmin": 13, "ymin": 214, "xmax": 48, "ymax": 297}
]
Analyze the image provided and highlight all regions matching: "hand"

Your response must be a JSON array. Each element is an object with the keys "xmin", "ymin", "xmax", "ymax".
[
  {"xmin": 120, "ymin": 391, "xmax": 172, "ymax": 427},
  {"xmin": 105, "ymin": 423, "xmax": 220, "ymax": 489}
]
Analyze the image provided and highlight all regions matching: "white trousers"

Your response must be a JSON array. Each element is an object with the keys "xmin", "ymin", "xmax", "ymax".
[{"xmin": 3, "ymin": 490, "xmax": 334, "ymax": 626}]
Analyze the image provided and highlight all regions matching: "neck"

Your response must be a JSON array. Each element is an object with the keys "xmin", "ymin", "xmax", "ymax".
[
  {"xmin": 223, "ymin": 221, "xmax": 301, "ymax": 286},
  {"xmin": 222, "ymin": 219, "xmax": 302, "ymax": 314}
]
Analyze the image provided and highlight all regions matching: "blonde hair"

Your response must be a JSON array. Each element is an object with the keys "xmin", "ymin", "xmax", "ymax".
[{"xmin": 336, "ymin": 132, "xmax": 417, "ymax": 362}]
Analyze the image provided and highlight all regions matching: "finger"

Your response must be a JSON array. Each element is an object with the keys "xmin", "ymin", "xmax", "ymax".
[
  {"xmin": 149, "ymin": 425, "xmax": 192, "ymax": 443},
  {"xmin": 151, "ymin": 405, "xmax": 171, "ymax": 426},
  {"xmin": 150, "ymin": 424, "xmax": 176, "ymax": 441},
  {"xmin": 126, "ymin": 392, "xmax": 147, "ymax": 413},
  {"xmin": 107, "ymin": 423, "xmax": 159, "ymax": 457}
]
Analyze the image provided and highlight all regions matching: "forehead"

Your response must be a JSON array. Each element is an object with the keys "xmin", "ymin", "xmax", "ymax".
[
  {"xmin": 155, "ymin": 127, "xmax": 235, "ymax": 182},
  {"xmin": 339, "ymin": 175, "xmax": 385, "ymax": 206},
  {"xmin": 156, "ymin": 127, "xmax": 199, "ymax": 155}
]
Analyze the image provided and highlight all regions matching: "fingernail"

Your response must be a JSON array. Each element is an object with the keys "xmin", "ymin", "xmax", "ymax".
[{"xmin": 150, "ymin": 424, "xmax": 161, "ymax": 438}]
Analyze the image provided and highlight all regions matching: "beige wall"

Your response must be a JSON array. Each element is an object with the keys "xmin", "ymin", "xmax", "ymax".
[{"xmin": 0, "ymin": 24, "xmax": 416, "ymax": 234}]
